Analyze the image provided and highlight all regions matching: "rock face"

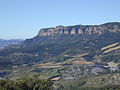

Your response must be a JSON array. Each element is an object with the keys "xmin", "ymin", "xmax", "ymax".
[{"xmin": 38, "ymin": 22, "xmax": 120, "ymax": 36}]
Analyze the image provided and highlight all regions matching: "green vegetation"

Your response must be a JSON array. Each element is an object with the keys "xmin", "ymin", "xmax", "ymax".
[
  {"xmin": 0, "ymin": 75, "xmax": 53, "ymax": 90},
  {"xmin": 58, "ymin": 85, "xmax": 120, "ymax": 90},
  {"xmin": 55, "ymin": 73, "xmax": 120, "ymax": 90}
]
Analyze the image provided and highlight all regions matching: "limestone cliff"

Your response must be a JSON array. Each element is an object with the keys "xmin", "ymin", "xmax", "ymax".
[{"xmin": 38, "ymin": 22, "xmax": 120, "ymax": 36}]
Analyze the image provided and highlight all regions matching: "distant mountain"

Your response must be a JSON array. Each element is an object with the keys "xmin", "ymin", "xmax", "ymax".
[
  {"xmin": 0, "ymin": 39, "xmax": 23, "ymax": 49},
  {"xmin": 0, "ymin": 22, "xmax": 120, "ymax": 66}
]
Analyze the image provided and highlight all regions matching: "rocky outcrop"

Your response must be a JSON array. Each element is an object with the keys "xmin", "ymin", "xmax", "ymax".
[{"xmin": 38, "ymin": 22, "xmax": 120, "ymax": 36}]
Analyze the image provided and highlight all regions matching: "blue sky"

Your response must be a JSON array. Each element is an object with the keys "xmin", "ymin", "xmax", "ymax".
[{"xmin": 0, "ymin": 0, "xmax": 120, "ymax": 39}]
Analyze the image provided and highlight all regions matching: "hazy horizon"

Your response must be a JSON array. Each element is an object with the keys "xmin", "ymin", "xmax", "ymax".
[{"xmin": 0, "ymin": 0, "xmax": 120, "ymax": 39}]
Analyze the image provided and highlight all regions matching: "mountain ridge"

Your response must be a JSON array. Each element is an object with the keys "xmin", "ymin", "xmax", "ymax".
[
  {"xmin": 38, "ymin": 22, "xmax": 120, "ymax": 36},
  {"xmin": 0, "ymin": 22, "xmax": 120, "ymax": 66}
]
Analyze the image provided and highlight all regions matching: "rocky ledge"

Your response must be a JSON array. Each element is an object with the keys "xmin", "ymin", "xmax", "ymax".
[{"xmin": 38, "ymin": 22, "xmax": 120, "ymax": 36}]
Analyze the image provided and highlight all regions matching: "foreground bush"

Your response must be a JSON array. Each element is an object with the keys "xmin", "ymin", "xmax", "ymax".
[{"xmin": 0, "ymin": 76, "xmax": 53, "ymax": 90}]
